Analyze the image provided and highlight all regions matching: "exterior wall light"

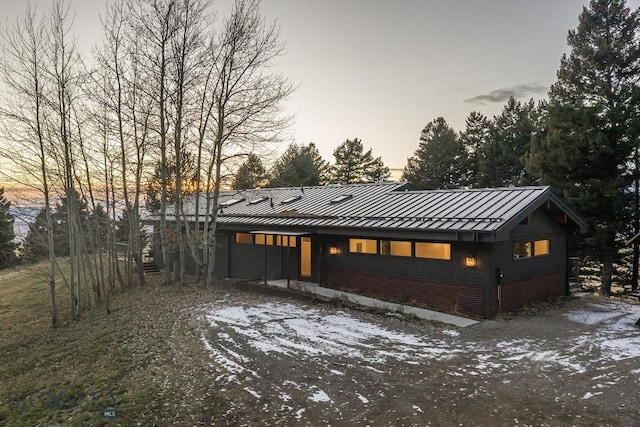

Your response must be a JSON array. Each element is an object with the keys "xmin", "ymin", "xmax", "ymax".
[
  {"xmin": 329, "ymin": 246, "xmax": 341, "ymax": 255},
  {"xmin": 464, "ymin": 256, "xmax": 477, "ymax": 268}
]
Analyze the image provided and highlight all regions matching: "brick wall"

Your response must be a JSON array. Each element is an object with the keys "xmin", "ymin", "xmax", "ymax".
[
  {"xmin": 492, "ymin": 272, "xmax": 565, "ymax": 316},
  {"xmin": 327, "ymin": 270, "xmax": 486, "ymax": 318}
]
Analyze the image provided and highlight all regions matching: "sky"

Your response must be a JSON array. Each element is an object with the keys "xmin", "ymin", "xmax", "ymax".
[{"xmin": 3, "ymin": 0, "xmax": 640, "ymax": 174}]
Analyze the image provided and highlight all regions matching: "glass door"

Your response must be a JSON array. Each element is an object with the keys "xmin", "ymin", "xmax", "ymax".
[{"xmin": 301, "ymin": 237, "xmax": 311, "ymax": 277}]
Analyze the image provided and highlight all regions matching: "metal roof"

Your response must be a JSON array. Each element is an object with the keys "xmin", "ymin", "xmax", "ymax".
[{"xmin": 164, "ymin": 182, "xmax": 587, "ymax": 240}]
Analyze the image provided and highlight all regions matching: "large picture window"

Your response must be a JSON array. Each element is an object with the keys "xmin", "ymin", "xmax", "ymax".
[
  {"xmin": 415, "ymin": 242, "xmax": 451, "ymax": 260},
  {"xmin": 349, "ymin": 238, "xmax": 377, "ymax": 254},
  {"xmin": 380, "ymin": 240, "xmax": 412, "ymax": 257}
]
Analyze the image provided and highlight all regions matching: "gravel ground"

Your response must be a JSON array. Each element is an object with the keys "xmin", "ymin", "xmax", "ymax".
[
  {"xmin": 160, "ymin": 283, "xmax": 640, "ymax": 426},
  {"xmin": 7, "ymin": 271, "xmax": 638, "ymax": 426}
]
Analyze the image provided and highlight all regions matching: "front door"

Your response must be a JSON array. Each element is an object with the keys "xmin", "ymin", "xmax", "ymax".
[{"xmin": 301, "ymin": 237, "xmax": 312, "ymax": 278}]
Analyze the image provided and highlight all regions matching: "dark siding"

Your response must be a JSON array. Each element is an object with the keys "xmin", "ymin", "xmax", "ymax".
[
  {"xmin": 323, "ymin": 236, "xmax": 491, "ymax": 318},
  {"xmin": 230, "ymin": 240, "xmax": 286, "ymax": 281},
  {"xmin": 324, "ymin": 236, "xmax": 491, "ymax": 286},
  {"xmin": 486, "ymin": 207, "xmax": 569, "ymax": 316}
]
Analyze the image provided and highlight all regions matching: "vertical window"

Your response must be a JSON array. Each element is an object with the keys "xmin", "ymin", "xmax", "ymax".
[
  {"xmin": 288, "ymin": 236, "xmax": 297, "ymax": 247},
  {"xmin": 415, "ymin": 242, "xmax": 451, "ymax": 260},
  {"xmin": 349, "ymin": 238, "xmax": 377, "ymax": 254},
  {"xmin": 276, "ymin": 235, "xmax": 282, "ymax": 246},
  {"xmin": 266, "ymin": 235, "xmax": 274, "ymax": 246},
  {"xmin": 235, "ymin": 233, "xmax": 253, "ymax": 244},
  {"xmin": 301, "ymin": 237, "xmax": 311, "ymax": 277}
]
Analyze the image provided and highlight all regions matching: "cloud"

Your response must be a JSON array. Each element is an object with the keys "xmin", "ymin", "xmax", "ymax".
[{"xmin": 464, "ymin": 83, "xmax": 549, "ymax": 105}]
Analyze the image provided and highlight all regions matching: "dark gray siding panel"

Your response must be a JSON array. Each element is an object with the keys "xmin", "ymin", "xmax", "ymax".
[{"xmin": 324, "ymin": 236, "xmax": 491, "ymax": 287}]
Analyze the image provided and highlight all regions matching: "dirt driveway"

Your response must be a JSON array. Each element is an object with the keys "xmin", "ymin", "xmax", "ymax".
[{"xmin": 166, "ymin": 285, "xmax": 640, "ymax": 426}]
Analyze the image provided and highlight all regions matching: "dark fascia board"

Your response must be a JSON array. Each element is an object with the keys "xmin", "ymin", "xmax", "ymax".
[
  {"xmin": 217, "ymin": 222, "xmax": 493, "ymax": 242},
  {"xmin": 493, "ymin": 188, "xmax": 588, "ymax": 241}
]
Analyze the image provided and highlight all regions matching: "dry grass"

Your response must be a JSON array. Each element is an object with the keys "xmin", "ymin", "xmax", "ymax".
[{"xmin": 0, "ymin": 263, "xmax": 230, "ymax": 426}]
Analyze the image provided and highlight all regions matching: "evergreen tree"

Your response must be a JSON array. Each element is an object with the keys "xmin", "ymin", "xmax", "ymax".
[
  {"xmin": 267, "ymin": 143, "xmax": 327, "ymax": 187},
  {"xmin": 527, "ymin": 0, "xmax": 640, "ymax": 296},
  {"xmin": 460, "ymin": 111, "xmax": 491, "ymax": 187},
  {"xmin": 478, "ymin": 97, "xmax": 538, "ymax": 187},
  {"xmin": 364, "ymin": 157, "xmax": 391, "ymax": 183},
  {"xmin": 402, "ymin": 117, "xmax": 466, "ymax": 189},
  {"xmin": 331, "ymin": 138, "xmax": 389, "ymax": 184},
  {"xmin": 22, "ymin": 192, "xmax": 90, "ymax": 261},
  {"xmin": 232, "ymin": 153, "xmax": 267, "ymax": 189},
  {"xmin": 304, "ymin": 142, "xmax": 332, "ymax": 185},
  {"xmin": 115, "ymin": 205, "xmax": 147, "ymax": 244},
  {"xmin": 145, "ymin": 148, "xmax": 199, "ymax": 211},
  {"xmin": 23, "ymin": 207, "xmax": 63, "ymax": 262},
  {"xmin": 0, "ymin": 187, "xmax": 16, "ymax": 269}
]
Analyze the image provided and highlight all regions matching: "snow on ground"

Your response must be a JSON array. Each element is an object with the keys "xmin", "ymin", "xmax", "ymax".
[
  {"xmin": 198, "ymin": 299, "xmax": 640, "ymax": 412},
  {"xmin": 565, "ymin": 301, "xmax": 640, "ymax": 362}
]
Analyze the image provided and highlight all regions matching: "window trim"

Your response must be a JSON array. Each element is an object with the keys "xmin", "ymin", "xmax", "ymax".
[
  {"xmin": 415, "ymin": 241, "xmax": 451, "ymax": 261},
  {"xmin": 380, "ymin": 239, "xmax": 412, "ymax": 257},
  {"xmin": 513, "ymin": 239, "xmax": 550, "ymax": 260},
  {"xmin": 348, "ymin": 238, "xmax": 378, "ymax": 254}
]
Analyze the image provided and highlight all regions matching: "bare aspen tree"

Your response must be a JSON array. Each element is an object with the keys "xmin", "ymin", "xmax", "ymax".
[
  {"xmin": 168, "ymin": 0, "xmax": 208, "ymax": 284},
  {"xmin": 130, "ymin": 0, "xmax": 179, "ymax": 284},
  {"xmin": 94, "ymin": 0, "xmax": 151, "ymax": 288},
  {"xmin": 45, "ymin": 0, "xmax": 84, "ymax": 319},
  {"xmin": 204, "ymin": 0, "xmax": 294, "ymax": 285},
  {"xmin": 0, "ymin": 5, "xmax": 60, "ymax": 326}
]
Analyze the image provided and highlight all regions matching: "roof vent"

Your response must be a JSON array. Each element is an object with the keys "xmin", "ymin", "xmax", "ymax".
[
  {"xmin": 248, "ymin": 196, "xmax": 269, "ymax": 205},
  {"xmin": 219, "ymin": 198, "xmax": 245, "ymax": 207},
  {"xmin": 329, "ymin": 194, "xmax": 353, "ymax": 204},
  {"xmin": 281, "ymin": 195, "xmax": 302, "ymax": 205}
]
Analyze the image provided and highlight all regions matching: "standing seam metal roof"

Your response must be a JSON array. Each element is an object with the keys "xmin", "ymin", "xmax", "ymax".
[{"xmin": 166, "ymin": 182, "xmax": 586, "ymax": 236}]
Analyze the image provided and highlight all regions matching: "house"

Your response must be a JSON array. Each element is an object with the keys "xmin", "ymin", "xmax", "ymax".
[{"xmin": 154, "ymin": 182, "xmax": 587, "ymax": 318}]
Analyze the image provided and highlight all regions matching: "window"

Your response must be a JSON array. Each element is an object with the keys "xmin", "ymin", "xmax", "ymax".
[
  {"xmin": 255, "ymin": 234, "xmax": 265, "ymax": 245},
  {"xmin": 514, "ymin": 239, "xmax": 550, "ymax": 259},
  {"xmin": 415, "ymin": 242, "xmax": 451, "ymax": 260},
  {"xmin": 380, "ymin": 240, "xmax": 411, "ymax": 257},
  {"xmin": 534, "ymin": 239, "xmax": 550, "ymax": 256},
  {"xmin": 288, "ymin": 236, "xmax": 297, "ymax": 247},
  {"xmin": 513, "ymin": 241, "xmax": 532, "ymax": 259},
  {"xmin": 236, "ymin": 233, "xmax": 253, "ymax": 244},
  {"xmin": 266, "ymin": 235, "xmax": 274, "ymax": 246},
  {"xmin": 349, "ymin": 238, "xmax": 377, "ymax": 254}
]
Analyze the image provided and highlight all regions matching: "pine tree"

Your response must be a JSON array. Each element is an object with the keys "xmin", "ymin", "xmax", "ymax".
[
  {"xmin": 460, "ymin": 111, "xmax": 491, "ymax": 188},
  {"xmin": 402, "ymin": 117, "xmax": 466, "ymax": 190},
  {"xmin": 527, "ymin": 0, "xmax": 640, "ymax": 297},
  {"xmin": 22, "ymin": 191, "xmax": 90, "ymax": 261},
  {"xmin": 304, "ymin": 143, "xmax": 332, "ymax": 185},
  {"xmin": 478, "ymin": 97, "xmax": 538, "ymax": 187},
  {"xmin": 331, "ymin": 138, "xmax": 388, "ymax": 184},
  {"xmin": 267, "ymin": 143, "xmax": 328, "ymax": 187},
  {"xmin": 232, "ymin": 153, "xmax": 266, "ymax": 189},
  {"xmin": 0, "ymin": 187, "xmax": 16, "ymax": 269}
]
